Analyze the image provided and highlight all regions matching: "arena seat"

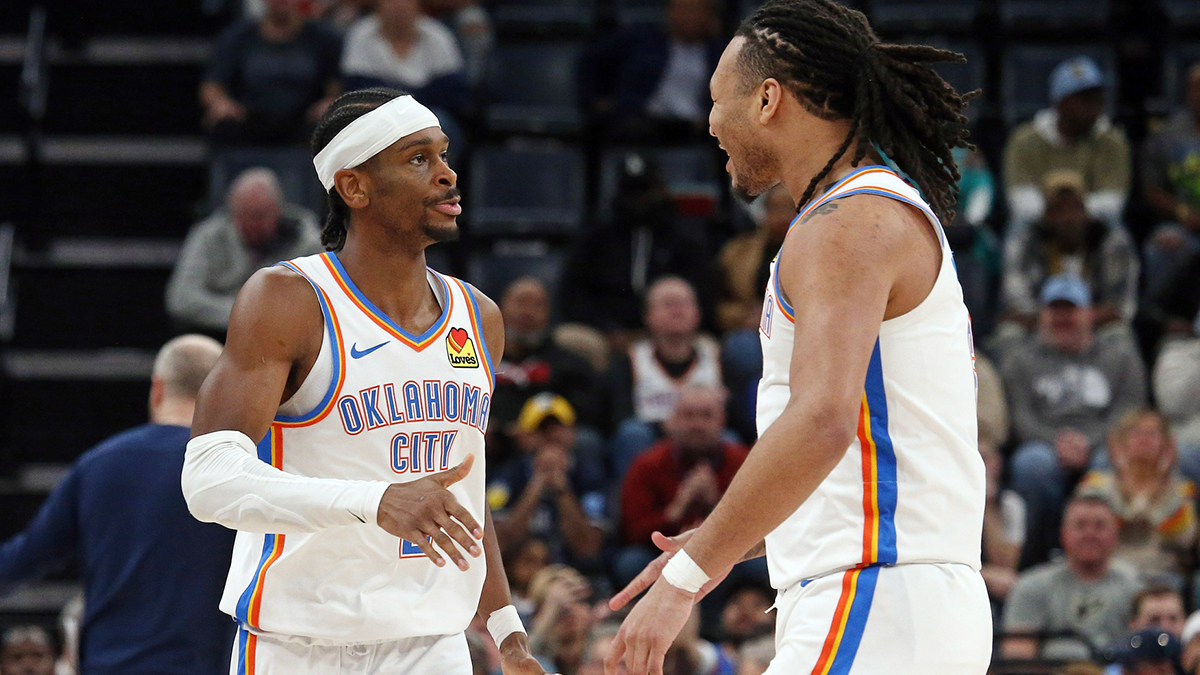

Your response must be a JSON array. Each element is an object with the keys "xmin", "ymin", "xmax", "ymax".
[
  {"xmin": 484, "ymin": 42, "xmax": 585, "ymax": 136},
  {"xmin": 467, "ymin": 144, "xmax": 586, "ymax": 237}
]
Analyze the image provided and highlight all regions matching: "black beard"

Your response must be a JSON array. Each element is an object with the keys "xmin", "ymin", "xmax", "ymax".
[{"xmin": 422, "ymin": 217, "xmax": 460, "ymax": 243}]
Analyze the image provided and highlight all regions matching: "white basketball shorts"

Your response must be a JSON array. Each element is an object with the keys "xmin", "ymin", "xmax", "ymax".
[
  {"xmin": 766, "ymin": 562, "xmax": 992, "ymax": 675},
  {"xmin": 228, "ymin": 626, "xmax": 472, "ymax": 675}
]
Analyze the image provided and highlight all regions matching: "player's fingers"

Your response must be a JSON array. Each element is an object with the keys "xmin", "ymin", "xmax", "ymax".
[
  {"xmin": 603, "ymin": 631, "xmax": 627, "ymax": 675},
  {"xmin": 444, "ymin": 498, "xmax": 484, "ymax": 540},
  {"xmin": 627, "ymin": 633, "xmax": 649, "ymax": 675},
  {"xmin": 431, "ymin": 453, "xmax": 474, "ymax": 488},
  {"xmin": 412, "ymin": 536, "xmax": 446, "ymax": 568},
  {"xmin": 609, "ymin": 553, "xmax": 667, "ymax": 611},
  {"xmin": 428, "ymin": 527, "xmax": 470, "ymax": 571},
  {"xmin": 436, "ymin": 513, "xmax": 481, "ymax": 558},
  {"xmin": 648, "ymin": 641, "xmax": 668, "ymax": 675}
]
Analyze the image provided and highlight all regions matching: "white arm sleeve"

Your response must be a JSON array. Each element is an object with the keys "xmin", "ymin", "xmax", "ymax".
[{"xmin": 181, "ymin": 430, "xmax": 392, "ymax": 534}]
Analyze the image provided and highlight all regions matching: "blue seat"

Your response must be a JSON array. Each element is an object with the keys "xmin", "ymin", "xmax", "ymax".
[
  {"xmin": 1001, "ymin": 45, "xmax": 1117, "ymax": 125},
  {"xmin": 491, "ymin": 0, "xmax": 595, "ymax": 32},
  {"xmin": 467, "ymin": 145, "xmax": 586, "ymax": 237},
  {"xmin": 1163, "ymin": 0, "xmax": 1200, "ymax": 28},
  {"xmin": 999, "ymin": 0, "xmax": 1111, "ymax": 30},
  {"xmin": 484, "ymin": 42, "xmax": 585, "ymax": 135},
  {"xmin": 1163, "ymin": 43, "xmax": 1200, "ymax": 106},
  {"xmin": 596, "ymin": 145, "xmax": 723, "ymax": 221},
  {"xmin": 869, "ymin": 0, "xmax": 980, "ymax": 32},
  {"xmin": 466, "ymin": 244, "xmax": 566, "ymax": 304}
]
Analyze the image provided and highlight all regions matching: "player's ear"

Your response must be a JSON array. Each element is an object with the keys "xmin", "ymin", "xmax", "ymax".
[
  {"xmin": 334, "ymin": 169, "xmax": 370, "ymax": 209},
  {"xmin": 759, "ymin": 78, "xmax": 784, "ymax": 125}
]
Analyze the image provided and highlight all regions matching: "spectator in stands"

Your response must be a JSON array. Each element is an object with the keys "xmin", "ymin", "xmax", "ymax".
[
  {"xmin": 1003, "ymin": 274, "xmax": 1146, "ymax": 564},
  {"xmin": 1182, "ymin": 613, "xmax": 1200, "ymax": 675},
  {"xmin": 948, "ymin": 146, "xmax": 1002, "ymax": 335},
  {"xmin": 609, "ymin": 278, "xmax": 725, "ymax": 472},
  {"xmin": 1141, "ymin": 63, "xmax": 1200, "ymax": 298},
  {"xmin": 737, "ymin": 636, "xmax": 775, "ymax": 675},
  {"xmin": 200, "ymin": 0, "xmax": 342, "ymax": 146},
  {"xmin": 166, "ymin": 167, "xmax": 322, "ymax": 334},
  {"xmin": 493, "ymin": 277, "xmax": 603, "ymax": 439},
  {"xmin": 504, "ymin": 537, "xmax": 550, "ymax": 620},
  {"xmin": 562, "ymin": 153, "xmax": 714, "ymax": 342},
  {"xmin": 664, "ymin": 607, "xmax": 736, "ymax": 675},
  {"xmin": 977, "ymin": 354, "xmax": 1011, "ymax": 450},
  {"xmin": 1003, "ymin": 56, "xmax": 1130, "ymax": 234},
  {"xmin": 1076, "ymin": 409, "xmax": 1197, "ymax": 579},
  {"xmin": 0, "ymin": 626, "xmax": 55, "ymax": 675},
  {"xmin": 981, "ymin": 439, "xmax": 1024, "ymax": 610},
  {"xmin": 0, "ymin": 336, "xmax": 235, "ymax": 675},
  {"xmin": 717, "ymin": 578, "xmax": 774, "ymax": 654},
  {"xmin": 616, "ymin": 384, "xmax": 748, "ymax": 583},
  {"xmin": 1002, "ymin": 495, "xmax": 1141, "ymax": 661},
  {"xmin": 1142, "ymin": 256, "xmax": 1200, "ymax": 343},
  {"xmin": 527, "ymin": 565, "xmax": 595, "ymax": 675},
  {"xmin": 716, "ymin": 185, "xmax": 791, "ymax": 336},
  {"xmin": 419, "ymin": 0, "xmax": 492, "ymax": 86},
  {"xmin": 1155, "ymin": 333, "xmax": 1200, "ymax": 468},
  {"xmin": 999, "ymin": 170, "xmax": 1139, "ymax": 355},
  {"xmin": 340, "ymin": 0, "xmax": 469, "ymax": 155},
  {"xmin": 578, "ymin": 621, "xmax": 623, "ymax": 675},
  {"xmin": 577, "ymin": 0, "xmax": 723, "ymax": 142},
  {"xmin": 1101, "ymin": 583, "xmax": 1187, "ymax": 674},
  {"xmin": 490, "ymin": 394, "xmax": 607, "ymax": 567}
]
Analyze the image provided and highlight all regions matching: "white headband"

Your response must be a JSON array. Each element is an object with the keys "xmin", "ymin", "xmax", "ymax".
[{"xmin": 313, "ymin": 95, "xmax": 441, "ymax": 191}]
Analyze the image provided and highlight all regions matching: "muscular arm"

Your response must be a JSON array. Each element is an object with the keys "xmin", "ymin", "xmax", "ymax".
[
  {"xmin": 181, "ymin": 267, "xmax": 391, "ymax": 532},
  {"xmin": 677, "ymin": 197, "xmax": 936, "ymax": 579}
]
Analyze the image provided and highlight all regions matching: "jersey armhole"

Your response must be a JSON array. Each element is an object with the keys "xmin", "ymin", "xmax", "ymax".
[{"xmin": 272, "ymin": 261, "xmax": 347, "ymax": 425}]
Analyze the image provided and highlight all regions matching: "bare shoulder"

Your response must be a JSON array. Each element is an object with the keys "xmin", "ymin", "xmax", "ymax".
[
  {"xmin": 226, "ymin": 265, "xmax": 323, "ymax": 362},
  {"xmin": 462, "ymin": 281, "xmax": 506, "ymax": 363}
]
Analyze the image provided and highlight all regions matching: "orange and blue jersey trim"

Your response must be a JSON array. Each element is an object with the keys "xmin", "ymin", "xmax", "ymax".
[
  {"xmin": 859, "ymin": 339, "xmax": 898, "ymax": 565},
  {"xmin": 808, "ymin": 566, "xmax": 881, "ymax": 675},
  {"xmin": 235, "ymin": 625, "xmax": 257, "ymax": 675},
  {"xmin": 275, "ymin": 261, "xmax": 347, "ymax": 426},
  {"xmin": 321, "ymin": 252, "xmax": 452, "ymax": 352},
  {"xmin": 235, "ymin": 425, "xmax": 288, "ymax": 630},
  {"xmin": 449, "ymin": 277, "xmax": 496, "ymax": 391}
]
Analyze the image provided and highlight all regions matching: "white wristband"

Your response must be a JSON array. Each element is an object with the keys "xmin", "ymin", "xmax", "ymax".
[
  {"xmin": 487, "ymin": 605, "xmax": 526, "ymax": 648},
  {"xmin": 661, "ymin": 550, "xmax": 710, "ymax": 594}
]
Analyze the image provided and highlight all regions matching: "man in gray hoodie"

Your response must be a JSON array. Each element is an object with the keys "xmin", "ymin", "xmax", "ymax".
[{"xmin": 1003, "ymin": 273, "xmax": 1146, "ymax": 565}]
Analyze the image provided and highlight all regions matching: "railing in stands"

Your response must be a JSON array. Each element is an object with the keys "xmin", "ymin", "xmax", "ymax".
[{"xmin": 17, "ymin": 4, "xmax": 48, "ymax": 253}]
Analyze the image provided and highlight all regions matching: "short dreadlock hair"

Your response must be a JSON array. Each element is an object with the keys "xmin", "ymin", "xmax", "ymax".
[{"xmin": 735, "ymin": 0, "xmax": 977, "ymax": 224}]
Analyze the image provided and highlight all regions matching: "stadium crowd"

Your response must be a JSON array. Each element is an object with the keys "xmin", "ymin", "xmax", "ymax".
[{"xmin": 5, "ymin": 0, "xmax": 1200, "ymax": 674}]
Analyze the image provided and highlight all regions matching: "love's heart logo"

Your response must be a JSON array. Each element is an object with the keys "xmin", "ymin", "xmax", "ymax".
[{"xmin": 448, "ymin": 328, "xmax": 469, "ymax": 353}]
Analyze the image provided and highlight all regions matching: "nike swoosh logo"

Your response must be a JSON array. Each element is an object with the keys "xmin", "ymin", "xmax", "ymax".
[{"xmin": 350, "ymin": 341, "xmax": 390, "ymax": 359}]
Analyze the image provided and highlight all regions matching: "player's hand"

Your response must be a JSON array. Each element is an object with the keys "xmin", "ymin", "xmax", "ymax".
[
  {"xmin": 376, "ymin": 454, "xmax": 483, "ymax": 570},
  {"xmin": 498, "ymin": 633, "xmax": 558, "ymax": 675},
  {"xmin": 609, "ymin": 531, "xmax": 729, "ymax": 611},
  {"xmin": 605, "ymin": 577, "xmax": 694, "ymax": 675}
]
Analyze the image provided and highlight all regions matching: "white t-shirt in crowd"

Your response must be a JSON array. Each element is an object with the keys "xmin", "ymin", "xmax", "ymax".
[{"xmin": 341, "ymin": 15, "xmax": 463, "ymax": 89}]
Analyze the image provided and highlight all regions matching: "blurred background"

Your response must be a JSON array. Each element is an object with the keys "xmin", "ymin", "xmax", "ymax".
[{"xmin": 3, "ymin": 0, "xmax": 1200, "ymax": 674}]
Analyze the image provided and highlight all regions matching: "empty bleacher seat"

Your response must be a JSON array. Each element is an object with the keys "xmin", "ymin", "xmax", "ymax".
[
  {"xmin": 467, "ymin": 145, "xmax": 586, "ymax": 237},
  {"xmin": 466, "ymin": 241, "xmax": 566, "ymax": 303},
  {"xmin": 45, "ymin": 61, "xmax": 205, "ymax": 136},
  {"xmin": 615, "ymin": 0, "xmax": 665, "ymax": 26},
  {"xmin": 491, "ymin": 0, "xmax": 595, "ymax": 34},
  {"xmin": 999, "ymin": 0, "xmax": 1111, "ymax": 31},
  {"xmin": 597, "ymin": 144, "xmax": 723, "ymax": 220},
  {"xmin": 1001, "ymin": 45, "xmax": 1117, "ymax": 125},
  {"xmin": 484, "ymin": 42, "xmax": 585, "ymax": 135},
  {"xmin": 869, "ymin": 0, "xmax": 980, "ymax": 32},
  {"xmin": 1163, "ymin": 0, "xmax": 1200, "ymax": 28}
]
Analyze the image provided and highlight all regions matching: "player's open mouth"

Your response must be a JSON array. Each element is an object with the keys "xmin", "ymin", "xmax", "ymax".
[{"xmin": 433, "ymin": 197, "xmax": 462, "ymax": 216}]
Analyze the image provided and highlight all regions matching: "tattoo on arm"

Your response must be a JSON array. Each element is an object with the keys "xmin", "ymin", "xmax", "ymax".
[{"xmin": 799, "ymin": 200, "xmax": 839, "ymax": 225}]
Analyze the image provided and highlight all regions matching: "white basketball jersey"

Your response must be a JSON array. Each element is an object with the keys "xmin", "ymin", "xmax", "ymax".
[
  {"xmin": 629, "ymin": 335, "xmax": 723, "ymax": 423},
  {"xmin": 218, "ymin": 251, "xmax": 493, "ymax": 644},
  {"xmin": 756, "ymin": 166, "xmax": 985, "ymax": 590}
]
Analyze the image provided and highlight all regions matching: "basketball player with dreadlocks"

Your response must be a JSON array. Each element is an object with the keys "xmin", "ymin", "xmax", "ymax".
[
  {"xmin": 181, "ymin": 88, "xmax": 550, "ymax": 675},
  {"xmin": 605, "ymin": 1, "xmax": 990, "ymax": 674}
]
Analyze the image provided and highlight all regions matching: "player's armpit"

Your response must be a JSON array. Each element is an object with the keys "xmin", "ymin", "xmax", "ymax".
[{"xmin": 190, "ymin": 265, "xmax": 324, "ymax": 442}]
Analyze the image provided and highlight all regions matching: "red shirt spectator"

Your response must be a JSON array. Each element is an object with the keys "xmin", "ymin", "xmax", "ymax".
[{"xmin": 620, "ymin": 384, "xmax": 748, "ymax": 546}]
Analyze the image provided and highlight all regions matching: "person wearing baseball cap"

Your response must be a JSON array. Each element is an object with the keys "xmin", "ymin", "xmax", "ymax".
[
  {"xmin": 489, "ymin": 394, "xmax": 608, "ymax": 566},
  {"xmin": 1003, "ymin": 54, "xmax": 1131, "ymax": 235},
  {"xmin": 1002, "ymin": 271, "xmax": 1149, "ymax": 564}
]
